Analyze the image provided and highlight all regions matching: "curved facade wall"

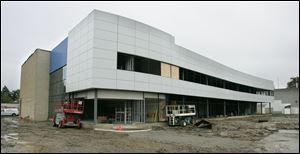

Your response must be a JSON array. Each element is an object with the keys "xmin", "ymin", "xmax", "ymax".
[{"xmin": 66, "ymin": 10, "xmax": 274, "ymax": 103}]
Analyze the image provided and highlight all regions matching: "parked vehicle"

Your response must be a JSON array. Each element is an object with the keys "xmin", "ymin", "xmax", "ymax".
[
  {"xmin": 1, "ymin": 108, "xmax": 19, "ymax": 116},
  {"xmin": 52, "ymin": 100, "xmax": 84, "ymax": 129},
  {"xmin": 166, "ymin": 105, "xmax": 196, "ymax": 126},
  {"xmin": 53, "ymin": 112, "xmax": 82, "ymax": 128}
]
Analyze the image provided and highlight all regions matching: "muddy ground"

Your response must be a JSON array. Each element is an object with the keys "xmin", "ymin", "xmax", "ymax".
[{"xmin": 1, "ymin": 114, "xmax": 299, "ymax": 153}]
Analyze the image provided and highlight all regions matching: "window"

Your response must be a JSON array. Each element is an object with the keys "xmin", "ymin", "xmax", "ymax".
[
  {"xmin": 149, "ymin": 59, "xmax": 161, "ymax": 75},
  {"xmin": 134, "ymin": 56, "xmax": 148, "ymax": 73},
  {"xmin": 179, "ymin": 68, "xmax": 186, "ymax": 80},
  {"xmin": 194, "ymin": 72, "xmax": 201, "ymax": 84},
  {"xmin": 116, "ymin": 53, "xmax": 271, "ymax": 95},
  {"xmin": 200, "ymin": 73, "xmax": 207, "ymax": 84},
  {"xmin": 117, "ymin": 53, "xmax": 134, "ymax": 71}
]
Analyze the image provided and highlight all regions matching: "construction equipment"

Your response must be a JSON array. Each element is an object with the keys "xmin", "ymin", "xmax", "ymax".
[
  {"xmin": 53, "ymin": 100, "xmax": 84, "ymax": 129},
  {"xmin": 166, "ymin": 105, "xmax": 196, "ymax": 126}
]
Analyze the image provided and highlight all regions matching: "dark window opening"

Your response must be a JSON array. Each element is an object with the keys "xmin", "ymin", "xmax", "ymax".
[
  {"xmin": 118, "ymin": 52, "xmax": 161, "ymax": 76},
  {"xmin": 194, "ymin": 72, "xmax": 201, "ymax": 84},
  {"xmin": 117, "ymin": 53, "xmax": 134, "ymax": 71},
  {"xmin": 200, "ymin": 73, "xmax": 207, "ymax": 84},
  {"xmin": 149, "ymin": 59, "xmax": 161, "ymax": 75},
  {"xmin": 134, "ymin": 56, "xmax": 149, "ymax": 73},
  {"xmin": 117, "ymin": 52, "xmax": 273, "ymax": 95},
  {"xmin": 179, "ymin": 68, "xmax": 186, "ymax": 80}
]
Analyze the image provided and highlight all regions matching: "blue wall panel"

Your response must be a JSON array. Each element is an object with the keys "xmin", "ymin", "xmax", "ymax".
[{"xmin": 50, "ymin": 38, "xmax": 68, "ymax": 73}]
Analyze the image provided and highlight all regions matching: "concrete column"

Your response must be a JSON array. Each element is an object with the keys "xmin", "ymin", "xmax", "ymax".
[
  {"xmin": 157, "ymin": 93, "xmax": 160, "ymax": 122},
  {"xmin": 224, "ymin": 100, "xmax": 226, "ymax": 116},
  {"xmin": 143, "ymin": 99, "xmax": 145, "ymax": 123},
  {"xmin": 94, "ymin": 89, "xmax": 98, "ymax": 124},
  {"xmin": 269, "ymin": 102, "xmax": 272, "ymax": 114},
  {"xmin": 260, "ymin": 102, "xmax": 263, "ymax": 114},
  {"xmin": 237, "ymin": 101, "xmax": 240, "ymax": 116},
  {"xmin": 124, "ymin": 101, "xmax": 127, "ymax": 124},
  {"xmin": 206, "ymin": 98, "xmax": 209, "ymax": 118},
  {"xmin": 143, "ymin": 92, "xmax": 145, "ymax": 123},
  {"xmin": 249, "ymin": 103, "xmax": 252, "ymax": 115}
]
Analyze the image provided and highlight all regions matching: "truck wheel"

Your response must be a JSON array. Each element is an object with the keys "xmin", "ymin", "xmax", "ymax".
[
  {"xmin": 77, "ymin": 119, "xmax": 81, "ymax": 129},
  {"xmin": 58, "ymin": 121, "xmax": 63, "ymax": 128},
  {"xmin": 53, "ymin": 117, "xmax": 57, "ymax": 127},
  {"xmin": 12, "ymin": 113, "xmax": 16, "ymax": 116}
]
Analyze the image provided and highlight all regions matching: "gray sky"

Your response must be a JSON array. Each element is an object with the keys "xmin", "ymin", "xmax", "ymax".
[{"xmin": 1, "ymin": 1, "xmax": 299, "ymax": 90}]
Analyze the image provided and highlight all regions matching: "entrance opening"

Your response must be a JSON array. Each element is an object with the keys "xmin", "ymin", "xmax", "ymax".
[{"xmin": 97, "ymin": 99, "xmax": 145, "ymax": 124}]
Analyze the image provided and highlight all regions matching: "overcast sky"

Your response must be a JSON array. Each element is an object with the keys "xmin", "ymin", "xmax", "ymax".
[{"xmin": 1, "ymin": 1, "xmax": 299, "ymax": 90}]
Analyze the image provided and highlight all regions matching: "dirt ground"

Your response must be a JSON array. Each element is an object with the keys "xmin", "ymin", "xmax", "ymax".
[{"xmin": 1, "ymin": 114, "xmax": 299, "ymax": 153}]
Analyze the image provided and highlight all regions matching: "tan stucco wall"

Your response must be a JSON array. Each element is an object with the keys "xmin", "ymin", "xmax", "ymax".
[{"xmin": 20, "ymin": 49, "xmax": 50, "ymax": 121}]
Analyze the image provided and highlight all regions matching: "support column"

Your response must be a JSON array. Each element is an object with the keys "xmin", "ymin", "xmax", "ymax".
[
  {"xmin": 250, "ymin": 103, "xmax": 253, "ymax": 114},
  {"xmin": 237, "ymin": 101, "xmax": 240, "ymax": 116},
  {"xmin": 157, "ymin": 93, "xmax": 160, "ymax": 122},
  {"xmin": 144, "ymin": 99, "xmax": 146, "ymax": 123},
  {"xmin": 94, "ymin": 89, "xmax": 98, "ymax": 124},
  {"xmin": 124, "ymin": 101, "xmax": 127, "ymax": 124},
  {"xmin": 206, "ymin": 98, "xmax": 209, "ymax": 118},
  {"xmin": 143, "ymin": 92, "xmax": 145, "ymax": 123},
  {"xmin": 224, "ymin": 100, "xmax": 226, "ymax": 117},
  {"xmin": 260, "ymin": 102, "xmax": 263, "ymax": 114},
  {"xmin": 269, "ymin": 102, "xmax": 271, "ymax": 114},
  {"xmin": 139, "ymin": 101, "xmax": 143, "ymax": 122}
]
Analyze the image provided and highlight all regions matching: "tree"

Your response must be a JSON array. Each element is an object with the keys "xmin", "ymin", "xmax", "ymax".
[
  {"xmin": 11, "ymin": 90, "xmax": 20, "ymax": 103},
  {"xmin": 287, "ymin": 76, "xmax": 299, "ymax": 88},
  {"xmin": 1, "ymin": 86, "xmax": 13, "ymax": 103}
]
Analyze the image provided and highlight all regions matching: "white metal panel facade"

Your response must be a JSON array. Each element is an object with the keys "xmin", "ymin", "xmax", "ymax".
[{"xmin": 66, "ymin": 10, "xmax": 274, "ymax": 103}]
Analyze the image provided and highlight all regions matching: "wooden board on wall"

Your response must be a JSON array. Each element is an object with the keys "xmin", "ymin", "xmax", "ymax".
[
  {"xmin": 171, "ymin": 65, "xmax": 179, "ymax": 79},
  {"xmin": 161, "ymin": 62, "xmax": 171, "ymax": 78}
]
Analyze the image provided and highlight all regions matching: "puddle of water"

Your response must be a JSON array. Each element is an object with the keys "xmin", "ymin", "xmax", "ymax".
[
  {"xmin": 1, "ymin": 135, "xmax": 19, "ymax": 141},
  {"xmin": 8, "ymin": 133, "xmax": 19, "ymax": 136},
  {"xmin": 11, "ymin": 120, "xmax": 18, "ymax": 124},
  {"xmin": 11, "ymin": 125, "xmax": 18, "ymax": 128},
  {"xmin": 17, "ymin": 141, "xmax": 32, "ymax": 145},
  {"xmin": 278, "ymin": 129, "xmax": 299, "ymax": 134}
]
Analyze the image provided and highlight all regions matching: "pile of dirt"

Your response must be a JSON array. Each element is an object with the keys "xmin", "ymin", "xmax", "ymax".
[{"xmin": 189, "ymin": 115, "xmax": 299, "ymax": 141}]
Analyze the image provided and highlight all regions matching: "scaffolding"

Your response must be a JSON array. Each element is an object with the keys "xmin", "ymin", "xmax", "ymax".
[
  {"xmin": 115, "ymin": 107, "xmax": 124, "ymax": 123},
  {"xmin": 114, "ymin": 100, "xmax": 145, "ymax": 124}
]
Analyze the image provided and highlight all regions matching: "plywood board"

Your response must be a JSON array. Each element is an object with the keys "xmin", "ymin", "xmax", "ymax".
[
  {"xmin": 161, "ymin": 62, "xmax": 171, "ymax": 78},
  {"xmin": 171, "ymin": 65, "xmax": 179, "ymax": 79}
]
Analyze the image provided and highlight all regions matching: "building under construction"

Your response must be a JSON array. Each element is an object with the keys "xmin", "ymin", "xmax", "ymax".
[{"xmin": 20, "ymin": 10, "xmax": 274, "ymax": 123}]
